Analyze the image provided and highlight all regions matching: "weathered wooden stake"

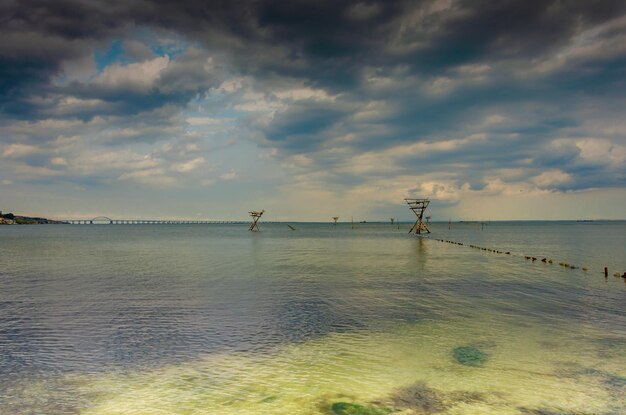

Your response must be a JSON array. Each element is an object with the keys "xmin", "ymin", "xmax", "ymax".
[
  {"xmin": 405, "ymin": 198, "xmax": 431, "ymax": 235},
  {"xmin": 249, "ymin": 209, "xmax": 264, "ymax": 231}
]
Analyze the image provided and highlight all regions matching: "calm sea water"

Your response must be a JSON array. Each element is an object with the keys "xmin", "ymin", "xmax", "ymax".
[{"xmin": 1, "ymin": 222, "xmax": 625, "ymax": 415}]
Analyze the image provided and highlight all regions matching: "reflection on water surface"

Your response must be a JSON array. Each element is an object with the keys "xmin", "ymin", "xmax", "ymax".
[{"xmin": 1, "ymin": 222, "xmax": 625, "ymax": 414}]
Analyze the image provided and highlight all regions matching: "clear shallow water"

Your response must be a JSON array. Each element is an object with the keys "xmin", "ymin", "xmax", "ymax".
[{"xmin": 0, "ymin": 222, "xmax": 625, "ymax": 415}]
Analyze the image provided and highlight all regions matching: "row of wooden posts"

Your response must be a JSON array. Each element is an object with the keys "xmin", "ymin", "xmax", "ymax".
[
  {"xmin": 248, "ymin": 200, "xmax": 625, "ymax": 281},
  {"xmin": 248, "ymin": 199, "xmax": 431, "ymax": 233},
  {"xmin": 433, "ymin": 238, "xmax": 626, "ymax": 281}
]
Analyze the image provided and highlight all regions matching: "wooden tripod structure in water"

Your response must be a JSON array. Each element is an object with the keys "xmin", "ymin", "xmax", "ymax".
[
  {"xmin": 249, "ymin": 210, "xmax": 264, "ymax": 231},
  {"xmin": 405, "ymin": 198, "xmax": 431, "ymax": 235}
]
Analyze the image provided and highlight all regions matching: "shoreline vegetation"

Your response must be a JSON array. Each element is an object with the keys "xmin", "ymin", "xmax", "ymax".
[{"xmin": 0, "ymin": 211, "xmax": 65, "ymax": 225}]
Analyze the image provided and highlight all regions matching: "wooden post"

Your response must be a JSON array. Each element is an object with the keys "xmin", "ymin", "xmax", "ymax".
[
  {"xmin": 405, "ymin": 198, "xmax": 431, "ymax": 235},
  {"xmin": 332, "ymin": 216, "xmax": 339, "ymax": 225},
  {"xmin": 249, "ymin": 210, "xmax": 264, "ymax": 231}
]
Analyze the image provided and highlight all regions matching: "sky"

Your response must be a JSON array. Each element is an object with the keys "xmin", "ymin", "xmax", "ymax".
[{"xmin": 1, "ymin": 0, "xmax": 625, "ymax": 221}]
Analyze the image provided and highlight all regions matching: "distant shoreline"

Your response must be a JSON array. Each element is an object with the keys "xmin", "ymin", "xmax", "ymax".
[
  {"xmin": 1, "ymin": 212, "xmax": 625, "ymax": 226},
  {"xmin": 0, "ymin": 212, "xmax": 66, "ymax": 225}
]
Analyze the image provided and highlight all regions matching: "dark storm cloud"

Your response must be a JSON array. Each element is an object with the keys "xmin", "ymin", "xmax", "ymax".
[
  {"xmin": 1, "ymin": 0, "xmax": 626, "ymax": 194},
  {"xmin": 4, "ymin": 0, "xmax": 624, "ymax": 94},
  {"xmin": 263, "ymin": 102, "xmax": 350, "ymax": 148}
]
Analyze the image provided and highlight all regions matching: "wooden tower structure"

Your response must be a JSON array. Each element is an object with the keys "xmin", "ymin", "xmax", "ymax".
[
  {"xmin": 405, "ymin": 198, "xmax": 431, "ymax": 235},
  {"xmin": 332, "ymin": 216, "xmax": 339, "ymax": 225},
  {"xmin": 249, "ymin": 209, "xmax": 264, "ymax": 231}
]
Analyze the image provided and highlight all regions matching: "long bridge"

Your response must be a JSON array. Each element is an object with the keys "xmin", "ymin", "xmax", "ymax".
[{"xmin": 65, "ymin": 216, "xmax": 247, "ymax": 225}]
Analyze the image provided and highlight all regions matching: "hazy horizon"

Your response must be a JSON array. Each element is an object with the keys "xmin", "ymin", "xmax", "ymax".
[{"xmin": 1, "ymin": 1, "xmax": 625, "ymax": 221}]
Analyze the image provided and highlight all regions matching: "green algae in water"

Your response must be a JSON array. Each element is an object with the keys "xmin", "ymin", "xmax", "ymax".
[
  {"xmin": 259, "ymin": 395, "xmax": 278, "ymax": 403},
  {"xmin": 581, "ymin": 368, "xmax": 626, "ymax": 388},
  {"xmin": 389, "ymin": 381, "xmax": 486, "ymax": 413},
  {"xmin": 331, "ymin": 402, "xmax": 392, "ymax": 415},
  {"xmin": 453, "ymin": 346, "xmax": 488, "ymax": 367},
  {"xmin": 390, "ymin": 382, "xmax": 446, "ymax": 413},
  {"xmin": 604, "ymin": 373, "xmax": 626, "ymax": 388}
]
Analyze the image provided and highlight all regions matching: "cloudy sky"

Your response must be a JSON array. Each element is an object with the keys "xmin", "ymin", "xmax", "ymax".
[{"xmin": 1, "ymin": 0, "xmax": 625, "ymax": 221}]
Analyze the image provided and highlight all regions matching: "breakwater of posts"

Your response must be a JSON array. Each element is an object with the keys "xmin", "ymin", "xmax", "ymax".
[{"xmin": 428, "ymin": 236, "xmax": 626, "ymax": 281}]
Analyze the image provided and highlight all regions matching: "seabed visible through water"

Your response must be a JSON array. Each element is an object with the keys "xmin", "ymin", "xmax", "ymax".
[{"xmin": 1, "ymin": 222, "xmax": 625, "ymax": 414}]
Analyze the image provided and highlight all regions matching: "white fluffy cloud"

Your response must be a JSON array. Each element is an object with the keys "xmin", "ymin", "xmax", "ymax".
[{"xmin": 94, "ymin": 56, "xmax": 170, "ymax": 91}]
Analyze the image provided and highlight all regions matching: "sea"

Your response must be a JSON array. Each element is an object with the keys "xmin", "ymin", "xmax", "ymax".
[{"xmin": 1, "ymin": 221, "xmax": 625, "ymax": 415}]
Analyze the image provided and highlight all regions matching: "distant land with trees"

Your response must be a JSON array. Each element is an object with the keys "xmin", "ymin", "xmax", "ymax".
[{"xmin": 0, "ymin": 211, "xmax": 65, "ymax": 225}]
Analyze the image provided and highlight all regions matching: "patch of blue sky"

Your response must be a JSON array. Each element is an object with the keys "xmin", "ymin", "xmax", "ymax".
[
  {"xmin": 94, "ymin": 40, "xmax": 127, "ymax": 70},
  {"xmin": 184, "ymin": 93, "xmax": 244, "ymax": 126},
  {"xmin": 94, "ymin": 34, "xmax": 189, "ymax": 72},
  {"xmin": 184, "ymin": 103, "xmax": 239, "ymax": 119},
  {"xmin": 134, "ymin": 27, "xmax": 190, "ymax": 59},
  {"xmin": 152, "ymin": 42, "xmax": 188, "ymax": 59}
]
